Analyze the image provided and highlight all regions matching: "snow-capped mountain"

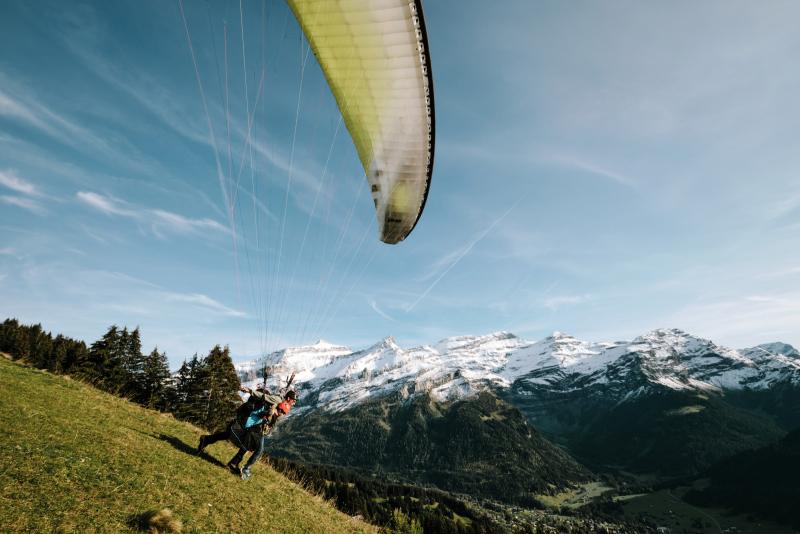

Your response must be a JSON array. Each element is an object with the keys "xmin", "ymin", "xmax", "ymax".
[
  {"xmin": 236, "ymin": 340, "xmax": 352, "ymax": 385},
  {"xmin": 235, "ymin": 328, "xmax": 800, "ymax": 412}
]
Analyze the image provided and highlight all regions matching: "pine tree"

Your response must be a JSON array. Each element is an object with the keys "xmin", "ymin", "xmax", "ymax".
[
  {"xmin": 174, "ymin": 354, "xmax": 208, "ymax": 424},
  {"xmin": 160, "ymin": 369, "xmax": 178, "ymax": 413},
  {"xmin": 0, "ymin": 318, "xmax": 21, "ymax": 356},
  {"xmin": 121, "ymin": 327, "xmax": 145, "ymax": 400},
  {"xmin": 71, "ymin": 341, "xmax": 92, "ymax": 377},
  {"xmin": 85, "ymin": 325, "xmax": 121, "ymax": 388},
  {"xmin": 107, "ymin": 327, "xmax": 130, "ymax": 393},
  {"xmin": 29, "ymin": 324, "xmax": 54, "ymax": 370},
  {"xmin": 52, "ymin": 335, "xmax": 70, "ymax": 373},
  {"xmin": 141, "ymin": 347, "xmax": 171, "ymax": 410},
  {"xmin": 385, "ymin": 508, "xmax": 423, "ymax": 534},
  {"xmin": 200, "ymin": 345, "xmax": 241, "ymax": 431},
  {"xmin": 174, "ymin": 359, "xmax": 191, "ymax": 405}
]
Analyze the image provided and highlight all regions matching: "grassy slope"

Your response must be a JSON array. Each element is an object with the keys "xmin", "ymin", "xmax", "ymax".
[{"xmin": 0, "ymin": 357, "xmax": 374, "ymax": 533}]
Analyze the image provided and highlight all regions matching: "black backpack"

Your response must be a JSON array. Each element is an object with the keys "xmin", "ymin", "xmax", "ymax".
[{"xmin": 235, "ymin": 393, "xmax": 266, "ymax": 426}]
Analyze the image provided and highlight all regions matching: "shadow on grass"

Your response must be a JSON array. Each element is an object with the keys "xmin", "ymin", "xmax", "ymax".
[
  {"xmin": 151, "ymin": 432, "xmax": 227, "ymax": 468},
  {"xmin": 126, "ymin": 510, "xmax": 153, "ymax": 532}
]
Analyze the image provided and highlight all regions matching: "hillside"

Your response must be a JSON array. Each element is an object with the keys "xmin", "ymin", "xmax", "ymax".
[
  {"xmin": 0, "ymin": 356, "xmax": 373, "ymax": 533},
  {"xmin": 513, "ymin": 386, "xmax": 786, "ymax": 476},
  {"xmin": 267, "ymin": 390, "xmax": 592, "ymax": 506},
  {"xmin": 684, "ymin": 428, "xmax": 800, "ymax": 529}
]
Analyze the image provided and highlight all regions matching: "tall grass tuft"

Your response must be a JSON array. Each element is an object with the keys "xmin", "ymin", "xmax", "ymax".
[{"xmin": 148, "ymin": 508, "xmax": 182, "ymax": 534}]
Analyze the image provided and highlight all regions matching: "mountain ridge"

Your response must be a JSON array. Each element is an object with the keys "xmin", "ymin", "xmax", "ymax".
[
  {"xmin": 235, "ymin": 328, "xmax": 800, "ymax": 412},
  {"xmin": 242, "ymin": 328, "xmax": 800, "ymax": 478}
]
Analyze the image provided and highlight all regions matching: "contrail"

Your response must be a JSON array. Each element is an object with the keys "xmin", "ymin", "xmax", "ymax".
[{"xmin": 405, "ymin": 198, "xmax": 522, "ymax": 312}]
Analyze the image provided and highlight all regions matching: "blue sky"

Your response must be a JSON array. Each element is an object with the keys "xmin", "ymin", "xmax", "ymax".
[{"xmin": 1, "ymin": 0, "xmax": 799, "ymax": 367}]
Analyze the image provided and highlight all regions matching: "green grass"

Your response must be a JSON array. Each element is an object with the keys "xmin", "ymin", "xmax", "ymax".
[
  {"xmin": 451, "ymin": 511, "xmax": 472, "ymax": 527},
  {"xmin": 0, "ymin": 358, "xmax": 374, "ymax": 533},
  {"xmin": 536, "ymin": 481, "xmax": 613, "ymax": 509},
  {"xmin": 665, "ymin": 405, "xmax": 706, "ymax": 416}
]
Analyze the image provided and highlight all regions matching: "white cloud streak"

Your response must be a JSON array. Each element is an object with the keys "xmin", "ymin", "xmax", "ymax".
[
  {"xmin": 369, "ymin": 299, "xmax": 396, "ymax": 322},
  {"xmin": 666, "ymin": 292, "xmax": 800, "ymax": 347},
  {"xmin": 0, "ymin": 73, "xmax": 172, "ymax": 183},
  {"xmin": 406, "ymin": 200, "xmax": 523, "ymax": 312},
  {"xmin": 59, "ymin": 22, "xmax": 345, "ymax": 229},
  {"xmin": 0, "ymin": 169, "xmax": 40, "ymax": 196},
  {"xmin": 1, "ymin": 195, "xmax": 46, "ymax": 215},
  {"xmin": 164, "ymin": 292, "xmax": 246, "ymax": 318},
  {"xmin": 76, "ymin": 190, "xmax": 228, "ymax": 238},
  {"xmin": 0, "ymin": 84, "xmax": 111, "ymax": 157},
  {"xmin": 76, "ymin": 191, "xmax": 134, "ymax": 216},
  {"xmin": 549, "ymin": 154, "xmax": 637, "ymax": 187},
  {"xmin": 151, "ymin": 209, "xmax": 227, "ymax": 234}
]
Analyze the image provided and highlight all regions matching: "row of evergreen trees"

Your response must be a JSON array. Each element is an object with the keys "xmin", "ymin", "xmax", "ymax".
[{"xmin": 0, "ymin": 318, "xmax": 241, "ymax": 431}]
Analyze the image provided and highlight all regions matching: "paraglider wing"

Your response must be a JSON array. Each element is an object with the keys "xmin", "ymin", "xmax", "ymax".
[{"xmin": 286, "ymin": 0, "xmax": 435, "ymax": 244}]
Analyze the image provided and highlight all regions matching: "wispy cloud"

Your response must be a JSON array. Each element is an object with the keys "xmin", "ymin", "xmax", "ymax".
[
  {"xmin": 60, "ymin": 32, "xmax": 210, "ymax": 146},
  {"xmin": 164, "ymin": 292, "xmax": 246, "ymax": 318},
  {"xmin": 60, "ymin": 29, "xmax": 329, "ymax": 224},
  {"xmin": 416, "ymin": 246, "xmax": 469, "ymax": 283},
  {"xmin": 0, "ymin": 73, "xmax": 170, "ymax": 181},
  {"xmin": 0, "ymin": 89, "xmax": 52, "ymax": 135},
  {"xmin": 151, "ymin": 209, "xmax": 227, "ymax": 234},
  {"xmin": 1, "ymin": 195, "xmax": 47, "ymax": 215},
  {"xmin": 0, "ymin": 169, "xmax": 41, "ymax": 196},
  {"xmin": 406, "ymin": 200, "xmax": 523, "ymax": 312},
  {"xmin": 76, "ymin": 190, "xmax": 227, "ymax": 238},
  {"xmin": 76, "ymin": 191, "xmax": 134, "ymax": 216},
  {"xmin": 0, "ymin": 84, "xmax": 107, "ymax": 156},
  {"xmin": 2, "ymin": 264, "xmax": 250, "ymax": 363},
  {"xmin": 368, "ymin": 298, "xmax": 396, "ymax": 322},
  {"xmin": 545, "ymin": 153, "xmax": 637, "ymax": 187},
  {"xmin": 665, "ymin": 292, "xmax": 800, "ymax": 347}
]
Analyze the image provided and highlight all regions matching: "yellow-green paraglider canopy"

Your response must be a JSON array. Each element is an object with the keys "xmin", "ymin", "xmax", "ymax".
[{"xmin": 286, "ymin": 0, "xmax": 435, "ymax": 244}]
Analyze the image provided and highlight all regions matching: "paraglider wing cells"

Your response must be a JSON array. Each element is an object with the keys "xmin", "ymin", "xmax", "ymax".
[{"xmin": 287, "ymin": 0, "xmax": 435, "ymax": 244}]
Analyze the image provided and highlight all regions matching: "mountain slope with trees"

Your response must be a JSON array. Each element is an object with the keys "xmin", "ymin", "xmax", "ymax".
[
  {"xmin": 267, "ymin": 390, "xmax": 592, "ymax": 506},
  {"xmin": 684, "ymin": 428, "xmax": 800, "ymax": 529},
  {"xmin": 0, "ymin": 318, "xmax": 241, "ymax": 433}
]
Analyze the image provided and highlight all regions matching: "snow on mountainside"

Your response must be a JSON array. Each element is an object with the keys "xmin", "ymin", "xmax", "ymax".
[
  {"xmin": 235, "ymin": 328, "xmax": 800, "ymax": 412},
  {"xmin": 236, "ymin": 340, "xmax": 352, "ymax": 385}
]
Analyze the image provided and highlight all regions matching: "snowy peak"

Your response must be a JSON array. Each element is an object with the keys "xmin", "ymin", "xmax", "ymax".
[
  {"xmin": 235, "ymin": 329, "xmax": 800, "ymax": 412},
  {"xmin": 631, "ymin": 328, "xmax": 719, "ymax": 356},
  {"xmin": 433, "ymin": 331, "xmax": 518, "ymax": 353},
  {"xmin": 747, "ymin": 342, "xmax": 799, "ymax": 358},
  {"xmin": 368, "ymin": 336, "xmax": 402, "ymax": 353},
  {"xmin": 310, "ymin": 339, "xmax": 344, "ymax": 350},
  {"xmin": 234, "ymin": 340, "xmax": 352, "ymax": 386}
]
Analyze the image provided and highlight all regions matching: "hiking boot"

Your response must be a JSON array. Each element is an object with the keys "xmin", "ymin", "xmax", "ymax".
[
  {"xmin": 227, "ymin": 462, "xmax": 240, "ymax": 475},
  {"xmin": 240, "ymin": 467, "xmax": 251, "ymax": 481},
  {"xmin": 197, "ymin": 435, "xmax": 208, "ymax": 454}
]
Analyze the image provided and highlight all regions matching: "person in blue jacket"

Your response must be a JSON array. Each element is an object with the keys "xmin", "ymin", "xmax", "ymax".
[{"xmin": 199, "ymin": 387, "xmax": 297, "ymax": 480}]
